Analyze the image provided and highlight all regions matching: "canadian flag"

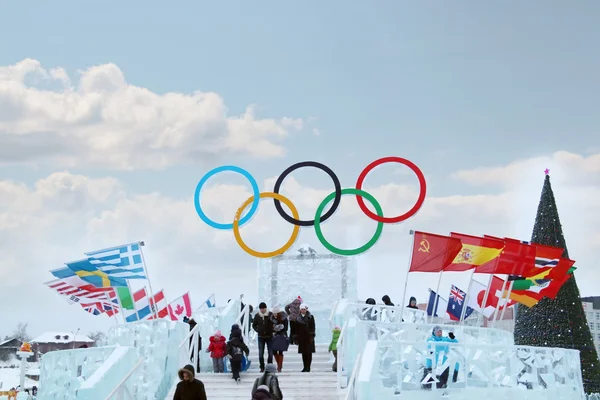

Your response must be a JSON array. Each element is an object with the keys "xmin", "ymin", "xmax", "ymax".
[{"xmin": 168, "ymin": 292, "xmax": 192, "ymax": 321}]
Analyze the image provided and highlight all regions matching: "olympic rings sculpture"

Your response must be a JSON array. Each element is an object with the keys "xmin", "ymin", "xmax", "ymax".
[{"xmin": 194, "ymin": 157, "xmax": 427, "ymax": 258}]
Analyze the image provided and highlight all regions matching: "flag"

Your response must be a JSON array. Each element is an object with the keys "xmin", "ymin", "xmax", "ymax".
[
  {"xmin": 510, "ymin": 263, "xmax": 576, "ymax": 302},
  {"xmin": 147, "ymin": 290, "xmax": 169, "ymax": 319},
  {"xmin": 168, "ymin": 292, "xmax": 193, "ymax": 321},
  {"xmin": 62, "ymin": 260, "xmax": 128, "ymax": 288},
  {"xmin": 85, "ymin": 242, "xmax": 147, "ymax": 280},
  {"xmin": 409, "ymin": 232, "xmax": 463, "ymax": 272},
  {"xmin": 107, "ymin": 287, "xmax": 135, "ymax": 310},
  {"xmin": 426, "ymin": 290, "xmax": 449, "ymax": 318},
  {"xmin": 79, "ymin": 299, "xmax": 119, "ymax": 316},
  {"xmin": 467, "ymin": 276, "xmax": 517, "ymax": 318},
  {"xmin": 445, "ymin": 233, "xmax": 504, "ymax": 272},
  {"xmin": 205, "ymin": 294, "xmax": 216, "ymax": 308},
  {"xmin": 481, "ymin": 236, "xmax": 537, "ymax": 276},
  {"xmin": 44, "ymin": 279, "xmax": 109, "ymax": 305},
  {"xmin": 447, "ymin": 285, "xmax": 475, "ymax": 320}
]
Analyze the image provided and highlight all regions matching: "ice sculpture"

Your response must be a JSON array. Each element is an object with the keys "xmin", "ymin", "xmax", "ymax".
[
  {"xmin": 36, "ymin": 320, "xmax": 187, "ymax": 400},
  {"xmin": 257, "ymin": 244, "xmax": 358, "ymax": 343}
]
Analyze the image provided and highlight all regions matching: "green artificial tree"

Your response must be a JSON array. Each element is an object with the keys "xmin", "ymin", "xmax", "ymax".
[{"xmin": 514, "ymin": 172, "xmax": 600, "ymax": 393}]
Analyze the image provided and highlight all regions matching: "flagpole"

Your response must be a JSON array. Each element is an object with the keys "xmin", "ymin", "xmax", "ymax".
[
  {"xmin": 139, "ymin": 241, "xmax": 158, "ymax": 319},
  {"xmin": 431, "ymin": 272, "xmax": 443, "ymax": 323},
  {"xmin": 112, "ymin": 288, "xmax": 127, "ymax": 324},
  {"xmin": 476, "ymin": 274, "xmax": 494, "ymax": 327},
  {"xmin": 491, "ymin": 277, "xmax": 508, "ymax": 328},
  {"xmin": 105, "ymin": 291, "xmax": 120, "ymax": 324},
  {"xmin": 398, "ymin": 230, "xmax": 416, "ymax": 316},
  {"xmin": 498, "ymin": 281, "xmax": 514, "ymax": 325},
  {"xmin": 127, "ymin": 281, "xmax": 141, "ymax": 322},
  {"xmin": 458, "ymin": 269, "xmax": 475, "ymax": 326}
]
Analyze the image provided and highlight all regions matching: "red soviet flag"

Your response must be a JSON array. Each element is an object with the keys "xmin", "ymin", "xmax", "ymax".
[{"xmin": 409, "ymin": 231, "xmax": 463, "ymax": 273}]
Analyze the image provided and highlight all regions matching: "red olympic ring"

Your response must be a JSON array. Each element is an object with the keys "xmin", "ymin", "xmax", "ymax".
[{"xmin": 355, "ymin": 157, "xmax": 427, "ymax": 224}]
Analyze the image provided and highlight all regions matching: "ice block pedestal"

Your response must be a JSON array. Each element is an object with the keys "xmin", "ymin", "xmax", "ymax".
[
  {"xmin": 258, "ymin": 245, "xmax": 358, "ymax": 344},
  {"xmin": 16, "ymin": 349, "xmax": 33, "ymax": 399}
]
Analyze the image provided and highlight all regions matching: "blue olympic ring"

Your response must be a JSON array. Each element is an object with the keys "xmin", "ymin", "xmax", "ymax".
[{"xmin": 194, "ymin": 165, "xmax": 260, "ymax": 230}]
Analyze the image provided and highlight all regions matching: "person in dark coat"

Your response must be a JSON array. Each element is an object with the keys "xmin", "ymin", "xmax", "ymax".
[
  {"xmin": 285, "ymin": 296, "xmax": 302, "ymax": 344},
  {"xmin": 407, "ymin": 296, "xmax": 418, "ymax": 309},
  {"xmin": 363, "ymin": 298, "xmax": 378, "ymax": 321},
  {"xmin": 173, "ymin": 364, "xmax": 207, "ymax": 400},
  {"xmin": 252, "ymin": 385, "xmax": 274, "ymax": 400},
  {"xmin": 252, "ymin": 302, "xmax": 274, "ymax": 372},
  {"xmin": 295, "ymin": 303, "xmax": 316, "ymax": 372},
  {"xmin": 270, "ymin": 306, "xmax": 289, "ymax": 372},
  {"xmin": 382, "ymin": 295, "xmax": 394, "ymax": 306},
  {"xmin": 226, "ymin": 325, "xmax": 250, "ymax": 382},
  {"xmin": 183, "ymin": 317, "xmax": 202, "ymax": 372},
  {"xmin": 251, "ymin": 364, "xmax": 283, "ymax": 400}
]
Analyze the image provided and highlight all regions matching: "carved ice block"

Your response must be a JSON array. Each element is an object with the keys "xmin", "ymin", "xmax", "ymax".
[{"xmin": 257, "ymin": 247, "xmax": 358, "ymax": 344}]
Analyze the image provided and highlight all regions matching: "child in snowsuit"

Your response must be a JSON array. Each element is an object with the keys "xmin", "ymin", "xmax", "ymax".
[
  {"xmin": 206, "ymin": 330, "xmax": 227, "ymax": 373},
  {"xmin": 226, "ymin": 325, "xmax": 250, "ymax": 382}
]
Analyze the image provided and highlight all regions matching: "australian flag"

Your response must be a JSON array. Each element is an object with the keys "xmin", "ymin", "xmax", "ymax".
[{"xmin": 446, "ymin": 284, "xmax": 474, "ymax": 321}]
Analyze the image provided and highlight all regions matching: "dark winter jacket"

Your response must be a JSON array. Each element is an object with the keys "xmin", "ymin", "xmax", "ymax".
[
  {"xmin": 173, "ymin": 364, "xmax": 207, "ymax": 400},
  {"xmin": 295, "ymin": 311, "xmax": 316, "ymax": 354},
  {"xmin": 407, "ymin": 296, "xmax": 418, "ymax": 309},
  {"xmin": 226, "ymin": 336, "xmax": 250, "ymax": 358},
  {"xmin": 252, "ymin": 372, "xmax": 283, "ymax": 400},
  {"xmin": 271, "ymin": 312, "xmax": 289, "ymax": 337},
  {"xmin": 207, "ymin": 335, "xmax": 227, "ymax": 358},
  {"xmin": 252, "ymin": 311, "xmax": 274, "ymax": 338}
]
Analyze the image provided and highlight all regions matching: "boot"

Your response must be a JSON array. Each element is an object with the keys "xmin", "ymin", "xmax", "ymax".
[{"xmin": 277, "ymin": 354, "xmax": 284, "ymax": 372}]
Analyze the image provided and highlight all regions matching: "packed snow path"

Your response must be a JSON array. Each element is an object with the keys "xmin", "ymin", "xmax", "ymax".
[{"xmin": 166, "ymin": 343, "xmax": 342, "ymax": 399}]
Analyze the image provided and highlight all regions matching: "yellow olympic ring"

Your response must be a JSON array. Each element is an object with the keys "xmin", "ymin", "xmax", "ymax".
[{"xmin": 232, "ymin": 192, "xmax": 300, "ymax": 258}]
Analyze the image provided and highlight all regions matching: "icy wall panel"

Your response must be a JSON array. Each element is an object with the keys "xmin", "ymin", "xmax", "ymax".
[
  {"xmin": 258, "ymin": 254, "xmax": 358, "ymax": 343},
  {"xmin": 37, "ymin": 346, "xmax": 116, "ymax": 400}
]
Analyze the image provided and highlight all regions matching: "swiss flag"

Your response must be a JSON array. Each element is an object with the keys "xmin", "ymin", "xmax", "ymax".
[
  {"xmin": 468, "ymin": 275, "xmax": 516, "ymax": 318},
  {"xmin": 168, "ymin": 292, "xmax": 192, "ymax": 321}
]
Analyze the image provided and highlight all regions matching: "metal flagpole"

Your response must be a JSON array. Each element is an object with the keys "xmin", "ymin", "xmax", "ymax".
[
  {"xmin": 431, "ymin": 272, "xmax": 444, "ymax": 323},
  {"xmin": 398, "ymin": 230, "xmax": 416, "ymax": 314},
  {"xmin": 476, "ymin": 274, "xmax": 494, "ymax": 327},
  {"xmin": 139, "ymin": 241, "xmax": 158, "ymax": 319},
  {"xmin": 458, "ymin": 269, "xmax": 476, "ymax": 326},
  {"xmin": 110, "ymin": 288, "xmax": 126, "ymax": 324},
  {"xmin": 491, "ymin": 277, "xmax": 508, "ymax": 328},
  {"xmin": 498, "ymin": 281, "xmax": 514, "ymax": 324},
  {"xmin": 127, "ymin": 281, "xmax": 141, "ymax": 321}
]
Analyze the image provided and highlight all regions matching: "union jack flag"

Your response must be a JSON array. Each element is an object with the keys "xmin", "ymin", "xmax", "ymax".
[
  {"xmin": 80, "ymin": 300, "xmax": 119, "ymax": 317},
  {"xmin": 449, "ymin": 285, "xmax": 465, "ymax": 305}
]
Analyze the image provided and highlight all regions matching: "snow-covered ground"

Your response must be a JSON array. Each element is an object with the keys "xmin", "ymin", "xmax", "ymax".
[{"xmin": 0, "ymin": 357, "xmax": 39, "ymax": 392}]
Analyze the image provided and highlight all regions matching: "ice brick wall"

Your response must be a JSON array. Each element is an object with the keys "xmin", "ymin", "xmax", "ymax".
[{"xmin": 258, "ymin": 252, "xmax": 358, "ymax": 344}]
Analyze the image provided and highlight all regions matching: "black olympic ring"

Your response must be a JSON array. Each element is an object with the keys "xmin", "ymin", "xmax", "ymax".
[{"xmin": 273, "ymin": 161, "xmax": 342, "ymax": 227}]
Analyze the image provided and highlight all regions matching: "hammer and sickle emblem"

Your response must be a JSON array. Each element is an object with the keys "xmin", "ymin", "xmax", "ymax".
[{"xmin": 418, "ymin": 236, "xmax": 430, "ymax": 253}]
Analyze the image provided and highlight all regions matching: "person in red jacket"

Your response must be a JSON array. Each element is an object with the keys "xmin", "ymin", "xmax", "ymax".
[{"xmin": 206, "ymin": 330, "xmax": 227, "ymax": 373}]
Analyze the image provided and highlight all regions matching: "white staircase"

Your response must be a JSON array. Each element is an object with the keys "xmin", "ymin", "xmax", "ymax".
[{"xmin": 166, "ymin": 344, "xmax": 343, "ymax": 399}]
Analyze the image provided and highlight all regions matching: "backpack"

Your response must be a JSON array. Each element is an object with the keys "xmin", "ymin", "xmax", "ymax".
[{"xmin": 232, "ymin": 345, "xmax": 243, "ymax": 358}]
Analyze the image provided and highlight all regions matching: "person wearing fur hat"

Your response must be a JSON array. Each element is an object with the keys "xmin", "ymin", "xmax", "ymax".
[
  {"xmin": 295, "ymin": 303, "xmax": 316, "ymax": 372},
  {"xmin": 251, "ymin": 363, "xmax": 283, "ymax": 400},
  {"xmin": 173, "ymin": 364, "xmax": 207, "ymax": 400},
  {"xmin": 422, "ymin": 326, "xmax": 459, "ymax": 390},
  {"xmin": 253, "ymin": 302, "xmax": 274, "ymax": 372},
  {"xmin": 252, "ymin": 384, "xmax": 274, "ymax": 400},
  {"xmin": 285, "ymin": 296, "xmax": 302, "ymax": 345},
  {"xmin": 206, "ymin": 330, "xmax": 227, "ymax": 373},
  {"xmin": 270, "ymin": 306, "xmax": 289, "ymax": 372}
]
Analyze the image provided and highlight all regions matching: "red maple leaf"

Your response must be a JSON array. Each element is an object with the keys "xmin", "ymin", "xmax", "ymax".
[{"xmin": 175, "ymin": 304, "xmax": 184, "ymax": 315}]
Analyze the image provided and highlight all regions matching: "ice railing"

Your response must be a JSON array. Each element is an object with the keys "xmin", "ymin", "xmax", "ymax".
[
  {"xmin": 37, "ymin": 346, "xmax": 117, "ymax": 399},
  {"xmin": 332, "ymin": 301, "xmax": 428, "ymax": 328},
  {"xmin": 336, "ymin": 319, "xmax": 514, "ymax": 389},
  {"xmin": 355, "ymin": 339, "xmax": 585, "ymax": 400},
  {"xmin": 107, "ymin": 319, "xmax": 187, "ymax": 399}
]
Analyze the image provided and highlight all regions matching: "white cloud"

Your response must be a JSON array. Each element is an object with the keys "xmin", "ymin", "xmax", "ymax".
[
  {"xmin": 1, "ymin": 150, "xmax": 599, "ymax": 338},
  {"xmin": 0, "ymin": 59, "xmax": 304, "ymax": 169}
]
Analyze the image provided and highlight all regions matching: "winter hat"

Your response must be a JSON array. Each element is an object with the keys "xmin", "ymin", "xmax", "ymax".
[
  {"xmin": 178, "ymin": 364, "xmax": 195, "ymax": 380},
  {"xmin": 432, "ymin": 325, "xmax": 442, "ymax": 335},
  {"xmin": 265, "ymin": 363, "xmax": 277, "ymax": 373},
  {"xmin": 215, "ymin": 330, "xmax": 222, "ymax": 336},
  {"xmin": 300, "ymin": 303, "xmax": 308, "ymax": 310},
  {"xmin": 259, "ymin": 302, "xmax": 268, "ymax": 309},
  {"xmin": 272, "ymin": 306, "xmax": 281, "ymax": 314},
  {"xmin": 297, "ymin": 296, "xmax": 303, "ymax": 302}
]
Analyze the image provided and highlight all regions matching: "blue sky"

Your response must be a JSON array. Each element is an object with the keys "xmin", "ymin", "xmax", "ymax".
[{"xmin": 0, "ymin": 1, "xmax": 599, "ymax": 337}]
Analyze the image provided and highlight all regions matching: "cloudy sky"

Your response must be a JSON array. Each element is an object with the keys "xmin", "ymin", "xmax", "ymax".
[{"xmin": 1, "ymin": 1, "xmax": 599, "ymax": 339}]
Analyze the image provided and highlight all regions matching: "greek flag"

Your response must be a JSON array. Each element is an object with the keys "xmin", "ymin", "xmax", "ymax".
[{"xmin": 85, "ymin": 242, "xmax": 147, "ymax": 280}]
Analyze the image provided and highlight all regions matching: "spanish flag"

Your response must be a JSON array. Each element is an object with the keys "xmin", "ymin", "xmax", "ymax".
[{"xmin": 444, "ymin": 232, "xmax": 504, "ymax": 272}]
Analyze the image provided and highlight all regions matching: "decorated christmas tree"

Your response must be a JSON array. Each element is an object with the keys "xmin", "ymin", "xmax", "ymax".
[{"xmin": 514, "ymin": 171, "xmax": 600, "ymax": 393}]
